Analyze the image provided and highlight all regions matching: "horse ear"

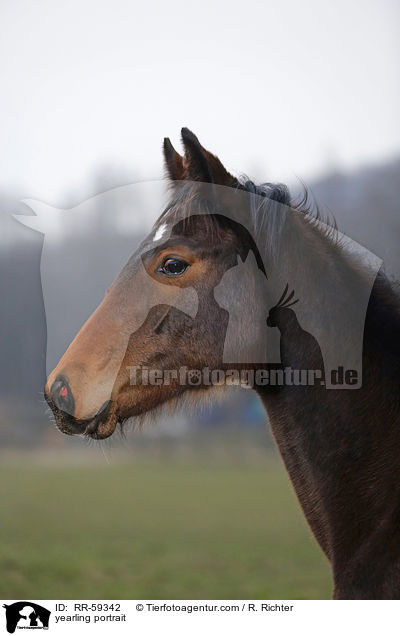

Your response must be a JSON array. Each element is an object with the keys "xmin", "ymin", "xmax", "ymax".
[
  {"xmin": 163, "ymin": 138, "xmax": 186, "ymax": 182},
  {"xmin": 181, "ymin": 127, "xmax": 237, "ymax": 187}
]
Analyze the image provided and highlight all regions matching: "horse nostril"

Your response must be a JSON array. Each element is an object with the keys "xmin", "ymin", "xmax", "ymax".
[{"xmin": 50, "ymin": 374, "xmax": 75, "ymax": 415}]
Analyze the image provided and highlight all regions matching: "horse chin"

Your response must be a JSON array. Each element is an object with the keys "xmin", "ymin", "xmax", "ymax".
[{"xmin": 84, "ymin": 414, "xmax": 118, "ymax": 440}]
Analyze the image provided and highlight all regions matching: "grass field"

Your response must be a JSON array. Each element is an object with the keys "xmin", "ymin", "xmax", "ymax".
[{"xmin": 0, "ymin": 457, "xmax": 331, "ymax": 599}]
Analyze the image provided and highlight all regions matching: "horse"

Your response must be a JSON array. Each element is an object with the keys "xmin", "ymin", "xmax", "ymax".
[{"xmin": 44, "ymin": 128, "xmax": 400, "ymax": 599}]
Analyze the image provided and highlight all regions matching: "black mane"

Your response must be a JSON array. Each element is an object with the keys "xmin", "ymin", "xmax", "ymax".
[{"xmin": 237, "ymin": 178, "xmax": 291, "ymax": 206}]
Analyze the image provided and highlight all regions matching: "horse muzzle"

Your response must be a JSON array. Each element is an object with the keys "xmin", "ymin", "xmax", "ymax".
[{"xmin": 44, "ymin": 376, "xmax": 118, "ymax": 439}]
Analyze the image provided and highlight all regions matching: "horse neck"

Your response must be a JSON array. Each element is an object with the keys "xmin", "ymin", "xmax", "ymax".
[{"xmin": 255, "ymin": 211, "xmax": 400, "ymax": 598}]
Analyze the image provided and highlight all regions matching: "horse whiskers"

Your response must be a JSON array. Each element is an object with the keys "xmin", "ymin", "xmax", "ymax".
[{"xmin": 98, "ymin": 439, "xmax": 111, "ymax": 464}]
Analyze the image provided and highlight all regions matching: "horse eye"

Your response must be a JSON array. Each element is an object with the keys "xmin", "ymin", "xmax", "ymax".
[{"xmin": 160, "ymin": 258, "xmax": 189, "ymax": 276}]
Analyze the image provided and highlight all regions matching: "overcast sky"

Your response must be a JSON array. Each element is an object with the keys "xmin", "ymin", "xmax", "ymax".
[{"xmin": 0, "ymin": 0, "xmax": 399, "ymax": 203}]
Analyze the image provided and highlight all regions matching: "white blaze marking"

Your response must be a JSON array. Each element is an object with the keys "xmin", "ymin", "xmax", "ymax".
[{"xmin": 153, "ymin": 223, "xmax": 167, "ymax": 241}]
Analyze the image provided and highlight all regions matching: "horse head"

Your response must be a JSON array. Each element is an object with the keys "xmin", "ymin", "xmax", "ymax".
[{"xmin": 44, "ymin": 129, "xmax": 266, "ymax": 439}]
